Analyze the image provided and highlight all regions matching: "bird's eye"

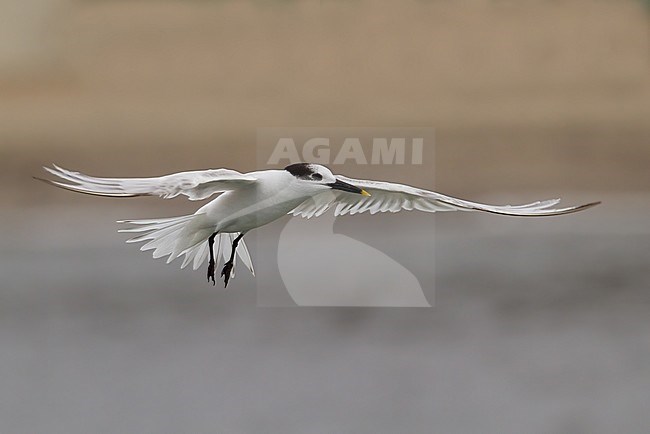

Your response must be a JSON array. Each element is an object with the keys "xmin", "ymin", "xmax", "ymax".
[{"xmin": 311, "ymin": 174, "xmax": 323, "ymax": 181}]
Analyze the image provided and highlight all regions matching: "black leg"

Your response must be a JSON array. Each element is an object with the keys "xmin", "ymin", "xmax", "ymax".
[
  {"xmin": 221, "ymin": 233, "xmax": 244, "ymax": 288},
  {"xmin": 207, "ymin": 232, "xmax": 218, "ymax": 285}
]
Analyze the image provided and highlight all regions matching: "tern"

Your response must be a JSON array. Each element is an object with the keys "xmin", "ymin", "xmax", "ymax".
[{"xmin": 38, "ymin": 163, "xmax": 599, "ymax": 287}]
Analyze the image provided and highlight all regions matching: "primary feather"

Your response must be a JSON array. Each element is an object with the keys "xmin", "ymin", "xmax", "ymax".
[
  {"xmin": 291, "ymin": 175, "xmax": 599, "ymax": 218},
  {"xmin": 39, "ymin": 164, "xmax": 257, "ymax": 201}
]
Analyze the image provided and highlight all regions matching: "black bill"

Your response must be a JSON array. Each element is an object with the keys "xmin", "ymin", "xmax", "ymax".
[{"xmin": 328, "ymin": 179, "xmax": 371, "ymax": 196}]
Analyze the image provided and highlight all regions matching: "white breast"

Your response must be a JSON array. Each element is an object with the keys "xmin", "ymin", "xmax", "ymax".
[{"xmin": 200, "ymin": 170, "xmax": 312, "ymax": 233}]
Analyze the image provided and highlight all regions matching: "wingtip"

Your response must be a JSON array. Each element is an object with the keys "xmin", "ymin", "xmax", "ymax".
[
  {"xmin": 33, "ymin": 176, "xmax": 57, "ymax": 186},
  {"xmin": 50, "ymin": 163, "xmax": 68, "ymax": 173},
  {"xmin": 43, "ymin": 165, "xmax": 59, "ymax": 175},
  {"xmin": 582, "ymin": 201, "xmax": 602, "ymax": 209},
  {"xmin": 558, "ymin": 200, "xmax": 601, "ymax": 215}
]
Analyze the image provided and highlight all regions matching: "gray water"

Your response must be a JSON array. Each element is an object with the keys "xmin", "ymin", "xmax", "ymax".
[{"xmin": 1, "ymin": 199, "xmax": 648, "ymax": 434}]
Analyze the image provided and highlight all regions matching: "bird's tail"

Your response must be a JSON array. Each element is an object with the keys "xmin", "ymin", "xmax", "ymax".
[{"xmin": 117, "ymin": 215, "xmax": 255, "ymax": 276}]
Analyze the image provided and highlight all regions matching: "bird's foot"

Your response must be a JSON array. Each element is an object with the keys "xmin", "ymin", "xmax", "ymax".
[
  {"xmin": 221, "ymin": 261, "xmax": 234, "ymax": 288},
  {"xmin": 207, "ymin": 260, "xmax": 216, "ymax": 286}
]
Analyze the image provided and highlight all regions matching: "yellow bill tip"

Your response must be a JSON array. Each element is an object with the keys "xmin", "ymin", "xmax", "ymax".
[{"xmin": 361, "ymin": 189, "xmax": 371, "ymax": 197}]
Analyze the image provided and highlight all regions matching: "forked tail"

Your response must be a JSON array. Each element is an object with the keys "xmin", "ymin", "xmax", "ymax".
[{"xmin": 117, "ymin": 215, "xmax": 254, "ymax": 277}]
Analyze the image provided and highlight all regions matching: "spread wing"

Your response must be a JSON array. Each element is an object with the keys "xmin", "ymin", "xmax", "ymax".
[
  {"xmin": 290, "ymin": 175, "xmax": 600, "ymax": 218},
  {"xmin": 38, "ymin": 164, "xmax": 258, "ymax": 201}
]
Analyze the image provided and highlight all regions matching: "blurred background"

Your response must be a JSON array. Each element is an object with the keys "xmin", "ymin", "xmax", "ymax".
[{"xmin": 1, "ymin": 1, "xmax": 649, "ymax": 433}]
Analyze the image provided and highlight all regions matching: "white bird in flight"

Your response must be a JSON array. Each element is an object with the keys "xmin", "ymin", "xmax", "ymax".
[{"xmin": 38, "ymin": 163, "xmax": 599, "ymax": 287}]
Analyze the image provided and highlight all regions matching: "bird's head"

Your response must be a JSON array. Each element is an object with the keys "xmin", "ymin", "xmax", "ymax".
[{"xmin": 284, "ymin": 163, "xmax": 370, "ymax": 196}]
